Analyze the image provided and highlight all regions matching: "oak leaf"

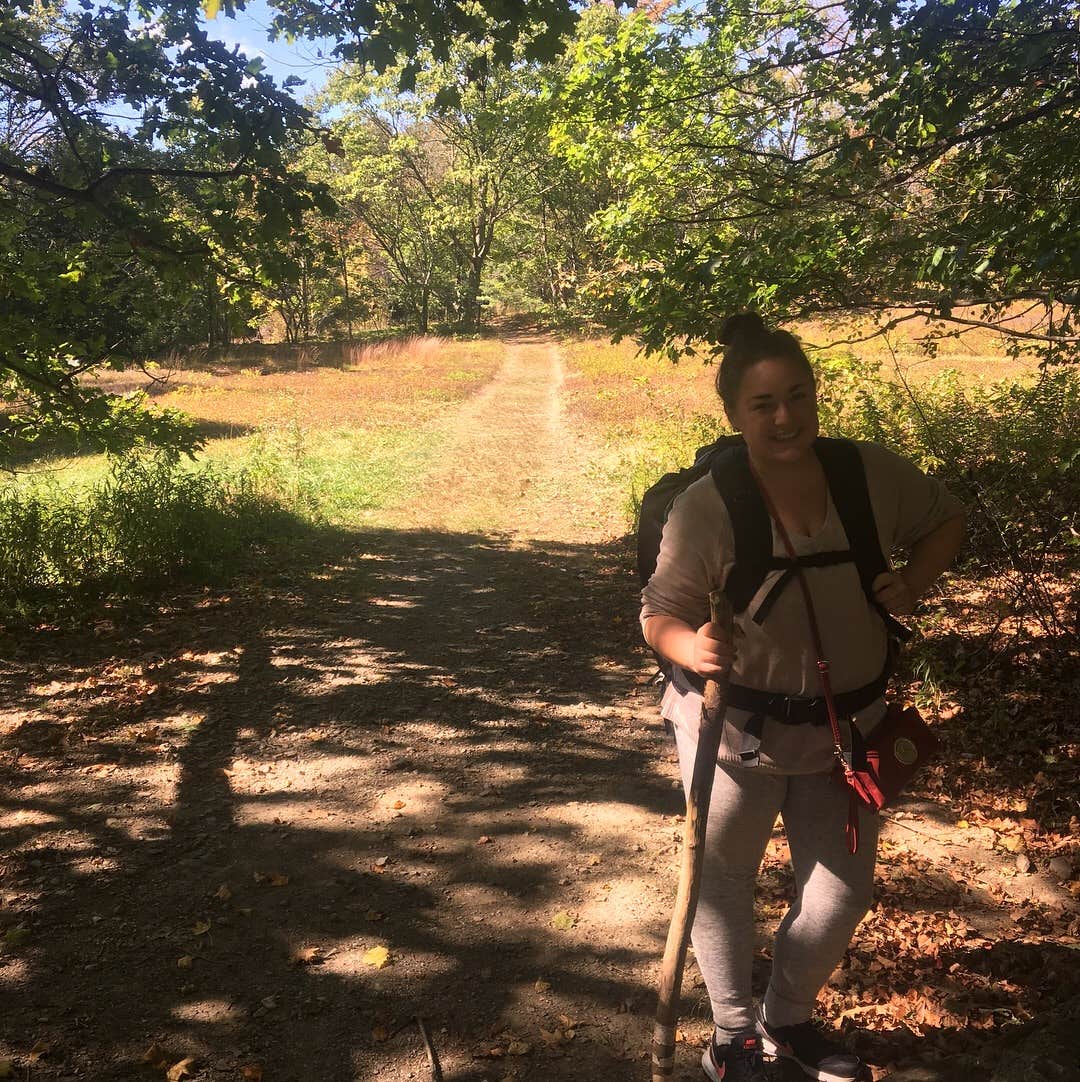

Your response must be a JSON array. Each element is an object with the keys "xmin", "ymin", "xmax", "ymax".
[{"xmin": 28, "ymin": 1041, "xmax": 50, "ymax": 1063}]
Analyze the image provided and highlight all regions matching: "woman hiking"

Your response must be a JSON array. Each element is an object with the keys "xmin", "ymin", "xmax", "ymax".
[{"xmin": 641, "ymin": 313, "xmax": 965, "ymax": 1082}]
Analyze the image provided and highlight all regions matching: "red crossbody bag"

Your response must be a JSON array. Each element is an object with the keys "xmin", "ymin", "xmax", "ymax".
[{"xmin": 757, "ymin": 475, "xmax": 940, "ymax": 853}]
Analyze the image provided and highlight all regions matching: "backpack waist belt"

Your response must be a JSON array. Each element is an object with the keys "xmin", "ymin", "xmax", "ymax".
[{"xmin": 725, "ymin": 668, "xmax": 889, "ymax": 726}]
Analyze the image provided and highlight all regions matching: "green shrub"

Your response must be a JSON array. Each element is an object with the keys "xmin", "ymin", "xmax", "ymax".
[
  {"xmin": 0, "ymin": 451, "xmax": 292, "ymax": 623},
  {"xmin": 816, "ymin": 355, "xmax": 1080, "ymax": 572}
]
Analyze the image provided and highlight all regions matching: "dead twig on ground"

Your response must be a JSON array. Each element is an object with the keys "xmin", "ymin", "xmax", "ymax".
[{"xmin": 417, "ymin": 1016, "xmax": 443, "ymax": 1082}]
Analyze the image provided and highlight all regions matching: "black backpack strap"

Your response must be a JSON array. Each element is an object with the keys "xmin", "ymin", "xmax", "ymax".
[
  {"xmin": 709, "ymin": 443, "xmax": 774, "ymax": 614},
  {"xmin": 816, "ymin": 438, "xmax": 911, "ymax": 642},
  {"xmin": 752, "ymin": 549, "xmax": 856, "ymax": 624}
]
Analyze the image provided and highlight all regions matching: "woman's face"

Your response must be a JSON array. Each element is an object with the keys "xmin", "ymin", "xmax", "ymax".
[{"xmin": 726, "ymin": 357, "xmax": 819, "ymax": 468}]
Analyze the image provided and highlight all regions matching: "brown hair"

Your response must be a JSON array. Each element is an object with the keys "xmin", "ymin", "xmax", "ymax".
[{"xmin": 715, "ymin": 313, "xmax": 814, "ymax": 411}]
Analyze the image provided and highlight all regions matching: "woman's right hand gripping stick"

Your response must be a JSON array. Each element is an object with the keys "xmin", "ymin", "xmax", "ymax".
[{"xmin": 692, "ymin": 619, "xmax": 735, "ymax": 681}]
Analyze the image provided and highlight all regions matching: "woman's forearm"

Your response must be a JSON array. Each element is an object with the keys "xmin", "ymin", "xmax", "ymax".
[
  {"xmin": 643, "ymin": 615, "xmax": 699, "ymax": 670},
  {"xmin": 901, "ymin": 512, "xmax": 967, "ymax": 599}
]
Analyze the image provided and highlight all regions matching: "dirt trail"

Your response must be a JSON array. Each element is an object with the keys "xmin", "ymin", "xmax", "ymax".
[
  {"xmin": 1, "ymin": 336, "xmax": 1077, "ymax": 1082},
  {"xmin": 380, "ymin": 335, "xmax": 617, "ymax": 541}
]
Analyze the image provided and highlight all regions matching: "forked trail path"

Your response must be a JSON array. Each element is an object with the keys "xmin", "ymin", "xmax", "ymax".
[{"xmin": 0, "ymin": 336, "xmax": 1073, "ymax": 1082}]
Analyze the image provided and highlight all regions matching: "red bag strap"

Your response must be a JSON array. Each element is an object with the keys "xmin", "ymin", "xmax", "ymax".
[
  {"xmin": 750, "ymin": 468, "xmax": 865, "ymax": 852},
  {"xmin": 747, "ymin": 465, "xmax": 848, "ymax": 764}
]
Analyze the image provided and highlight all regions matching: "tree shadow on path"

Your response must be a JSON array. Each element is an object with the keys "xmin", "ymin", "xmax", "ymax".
[
  {"xmin": 6, "ymin": 523, "xmax": 1076, "ymax": 1081},
  {"xmin": 1, "ymin": 523, "xmax": 687, "ymax": 1081}
]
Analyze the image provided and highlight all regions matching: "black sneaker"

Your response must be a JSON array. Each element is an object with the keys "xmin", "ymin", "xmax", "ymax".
[
  {"xmin": 701, "ymin": 1031, "xmax": 766, "ymax": 1082},
  {"xmin": 755, "ymin": 1006, "xmax": 860, "ymax": 1082}
]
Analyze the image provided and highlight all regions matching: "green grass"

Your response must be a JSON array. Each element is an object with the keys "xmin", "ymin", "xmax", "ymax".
[
  {"xmin": 237, "ymin": 418, "xmax": 450, "ymax": 524},
  {"xmin": 0, "ymin": 336, "xmax": 505, "ymax": 624},
  {"xmin": 0, "ymin": 452, "xmax": 294, "ymax": 624}
]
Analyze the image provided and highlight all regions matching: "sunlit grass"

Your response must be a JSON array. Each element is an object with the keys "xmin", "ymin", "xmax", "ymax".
[
  {"xmin": 17, "ymin": 337, "xmax": 505, "ymax": 518},
  {"xmin": 0, "ymin": 337, "xmax": 506, "ymax": 622}
]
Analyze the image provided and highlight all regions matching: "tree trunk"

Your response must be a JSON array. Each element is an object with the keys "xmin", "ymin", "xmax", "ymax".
[
  {"xmin": 419, "ymin": 286, "xmax": 430, "ymax": 334},
  {"xmin": 338, "ymin": 225, "xmax": 354, "ymax": 344}
]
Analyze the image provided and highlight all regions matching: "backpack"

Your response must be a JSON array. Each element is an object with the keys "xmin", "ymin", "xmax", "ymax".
[
  {"xmin": 637, "ymin": 435, "xmax": 908, "ymax": 642},
  {"xmin": 636, "ymin": 434, "xmax": 744, "ymax": 587}
]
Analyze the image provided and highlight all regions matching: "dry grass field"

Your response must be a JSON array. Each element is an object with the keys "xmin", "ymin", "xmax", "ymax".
[{"xmin": 560, "ymin": 312, "xmax": 1042, "ymax": 438}]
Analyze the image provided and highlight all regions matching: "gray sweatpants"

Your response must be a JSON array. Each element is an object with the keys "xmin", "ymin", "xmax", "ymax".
[{"xmin": 674, "ymin": 726, "xmax": 879, "ymax": 1039}]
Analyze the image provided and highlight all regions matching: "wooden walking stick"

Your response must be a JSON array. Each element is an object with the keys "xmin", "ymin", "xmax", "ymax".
[{"xmin": 651, "ymin": 589, "xmax": 734, "ymax": 1081}]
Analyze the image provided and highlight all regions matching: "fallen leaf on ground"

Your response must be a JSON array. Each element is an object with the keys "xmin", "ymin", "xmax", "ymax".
[
  {"xmin": 28, "ymin": 1040, "xmax": 50, "ymax": 1062},
  {"xmin": 240, "ymin": 1063, "xmax": 263, "ymax": 1080},
  {"xmin": 268, "ymin": 873, "xmax": 289, "ymax": 887},
  {"xmin": 192, "ymin": 920, "xmax": 211, "ymax": 936},
  {"xmin": 363, "ymin": 946, "xmax": 391, "ymax": 969},
  {"xmin": 365, "ymin": 910, "xmax": 385, "ymax": 922},
  {"xmin": 167, "ymin": 1057, "xmax": 196, "ymax": 1081},
  {"xmin": 392, "ymin": 800, "xmax": 406, "ymax": 809},
  {"xmin": 293, "ymin": 946, "xmax": 322, "ymax": 965},
  {"xmin": 372, "ymin": 1024, "xmax": 389, "ymax": 1042},
  {"xmin": 215, "ymin": 884, "xmax": 232, "ymax": 901},
  {"xmin": 507, "ymin": 1040, "xmax": 531, "ymax": 1055},
  {"xmin": 534, "ymin": 978, "xmax": 551, "ymax": 992},
  {"xmin": 260, "ymin": 996, "xmax": 277, "ymax": 1009},
  {"xmin": 177, "ymin": 955, "xmax": 194, "ymax": 969},
  {"xmin": 551, "ymin": 910, "xmax": 577, "ymax": 930}
]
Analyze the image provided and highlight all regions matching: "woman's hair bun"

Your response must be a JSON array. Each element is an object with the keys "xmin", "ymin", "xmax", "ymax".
[{"xmin": 719, "ymin": 311, "xmax": 767, "ymax": 347}]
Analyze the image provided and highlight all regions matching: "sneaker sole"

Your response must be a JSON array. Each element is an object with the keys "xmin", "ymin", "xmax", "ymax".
[
  {"xmin": 759, "ymin": 1032, "xmax": 858, "ymax": 1082},
  {"xmin": 700, "ymin": 1048, "xmax": 722, "ymax": 1082}
]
